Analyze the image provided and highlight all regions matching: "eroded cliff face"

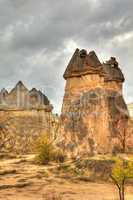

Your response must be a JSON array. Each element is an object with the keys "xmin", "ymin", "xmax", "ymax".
[
  {"xmin": 0, "ymin": 82, "xmax": 58, "ymax": 154},
  {"xmin": 59, "ymin": 49, "xmax": 129, "ymax": 158}
]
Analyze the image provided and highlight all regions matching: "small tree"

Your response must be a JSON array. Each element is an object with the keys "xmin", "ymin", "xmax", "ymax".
[
  {"xmin": 116, "ymin": 118, "xmax": 133, "ymax": 153},
  {"xmin": 110, "ymin": 158, "xmax": 133, "ymax": 200}
]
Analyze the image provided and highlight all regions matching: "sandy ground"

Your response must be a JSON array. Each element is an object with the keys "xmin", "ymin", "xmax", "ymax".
[{"xmin": 0, "ymin": 155, "xmax": 133, "ymax": 200}]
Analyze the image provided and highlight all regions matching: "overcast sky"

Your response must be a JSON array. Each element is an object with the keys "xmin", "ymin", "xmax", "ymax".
[{"xmin": 0, "ymin": 0, "xmax": 133, "ymax": 113}]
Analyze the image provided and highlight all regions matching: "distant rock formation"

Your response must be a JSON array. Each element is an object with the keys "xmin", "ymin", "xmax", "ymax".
[
  {"xmin": 0, "ymin": 81, "xmax": 58, "ymax": 154},
  {"xmin": 0, "ymin": 81, "xmax": 50, "ymax": 110},
  {"xmin": 59, "ymin": 49, "xmax": 130, "ymax": 158}
]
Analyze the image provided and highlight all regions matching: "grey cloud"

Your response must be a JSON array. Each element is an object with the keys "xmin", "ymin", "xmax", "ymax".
[{"xmin": 0, "ymin": 0, "xmax": 133, "ymax": 113}]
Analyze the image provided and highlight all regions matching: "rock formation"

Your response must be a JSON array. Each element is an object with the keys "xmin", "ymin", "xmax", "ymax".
[
  {"xmin": 0, "ymin": 81, "xmax": 58, "ymax": 154},
  {"xmin": 0, "ymin": 81, "xmax": 50, "ymax": 109},
  {"xmin": 59, "ymin": 49, "xmax": 129, "ymax": 158}
]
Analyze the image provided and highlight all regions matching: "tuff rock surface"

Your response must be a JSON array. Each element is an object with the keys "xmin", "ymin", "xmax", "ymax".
[
  {"xmin": 59, "ymin": 49, "xmax": 130, "ymax": 158},
  {"xmin": 0, "ymin": 82, "xmax": 58, "ymax": 154}
]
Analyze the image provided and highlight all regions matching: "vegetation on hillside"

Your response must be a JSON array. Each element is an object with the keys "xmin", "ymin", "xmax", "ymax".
[
  {"xmin": 111, "ymin": 157, "xmax": 133, "ymax": 200},
  {"xmin": 34, "ymin": 134, "xmax": 65, "ymax": 164}
]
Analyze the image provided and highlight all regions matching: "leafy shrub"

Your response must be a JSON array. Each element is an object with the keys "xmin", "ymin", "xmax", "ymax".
[
  {"xmin": 111, "ymin": 157, "xmax": 133, "ymax": 200},
  {"xmin": 35, "ymin": 134, "xmax": 53, "ymax": 164},
  {"xmin": 35, "ymin": 134, "xmax": 65, "ymax": 164}
]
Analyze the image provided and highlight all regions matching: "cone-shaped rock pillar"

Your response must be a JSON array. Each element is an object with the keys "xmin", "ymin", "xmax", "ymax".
[{"xmin": 59, "ymin": 49, "xmax": 129, "ymax": 159}]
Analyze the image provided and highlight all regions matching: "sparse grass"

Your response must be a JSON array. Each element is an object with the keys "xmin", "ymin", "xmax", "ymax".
[
  {"xmin": 56, "ymin": 162, "xmax": 90, "ymax": 177},
  {"xmin": 43, "ymin": 192, "xmax": 62, "ymax": 200}
]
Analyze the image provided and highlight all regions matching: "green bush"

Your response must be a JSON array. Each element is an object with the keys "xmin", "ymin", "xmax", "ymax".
[{"xmin": 35, "ymin": 134, "xmax": 65, "ymax": 164}]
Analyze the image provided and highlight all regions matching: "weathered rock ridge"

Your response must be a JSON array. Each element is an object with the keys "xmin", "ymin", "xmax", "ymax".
[
  {"xmin": 60, "ymin": 49, "xmax": 130, "ymax": 158},
  {"xmin": 0, "ymin": 81, "xmax": 50, "ymax": 109},
  {"xmin": 0, "ymin": 81, "xmax": 58, "ymax": 154}
]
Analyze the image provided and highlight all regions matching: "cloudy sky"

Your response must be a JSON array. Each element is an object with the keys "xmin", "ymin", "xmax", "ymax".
[{"xmin": 0, "ymin": 0, "xmax": 133, "ymax": 113}]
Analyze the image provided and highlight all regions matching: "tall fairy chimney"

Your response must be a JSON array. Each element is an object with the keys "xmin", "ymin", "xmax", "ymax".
[{"xmin": 59, "ymin": 49, "xmax": 129, "ymax": 158}]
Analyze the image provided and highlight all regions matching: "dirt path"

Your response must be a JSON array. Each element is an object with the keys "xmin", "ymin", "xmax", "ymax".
[{"xmin": 0, "ymin": 155, "xmax": 133, "ymax": 200}]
